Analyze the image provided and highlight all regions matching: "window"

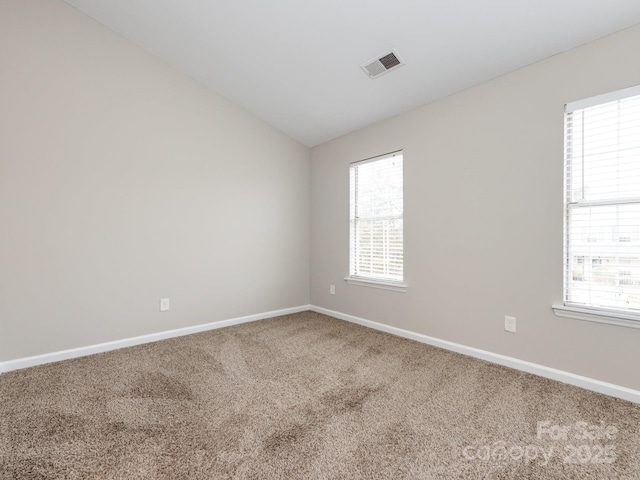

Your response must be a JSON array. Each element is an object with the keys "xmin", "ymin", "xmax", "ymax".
[
  {"xmin": 557, "ymin": 85, "xmax": 640, "ymax": 326},
  {"xmin": 346, "ymin": 151, "xmax": 406, "ymax": 291}
]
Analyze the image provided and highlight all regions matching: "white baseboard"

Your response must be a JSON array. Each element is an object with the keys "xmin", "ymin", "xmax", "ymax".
[
  {"xmin": 310, "ymin": 305, "xmax": 640, "ymax": 404},
  {"xmin": 3, "ymin": 304, "xmax": 638, "ymax": 404},
  {"xmin": 0, "ymin": 305, "xmax": 311, "ymax": 374}
]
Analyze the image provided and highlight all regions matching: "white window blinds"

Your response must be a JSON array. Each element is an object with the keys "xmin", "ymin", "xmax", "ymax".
[
  {"xmin": 349, "ymin": 151, "xmax": 403, "ymax": 284},
  {"xmin": 564, "ymin": 85, "xmax": 640, "ymax": 317}
]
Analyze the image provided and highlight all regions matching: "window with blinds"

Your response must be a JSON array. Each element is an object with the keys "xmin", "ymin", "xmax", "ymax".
[
  {"xmin": 564, "ymin": 85, "xmax": 640, "ymax": 319},
  {"xmin": 349, "ymin": 151, "xmax": 404, "ymax": 288}
]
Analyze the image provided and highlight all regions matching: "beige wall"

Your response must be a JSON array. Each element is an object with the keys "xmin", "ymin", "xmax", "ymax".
[
  {"xmin": 311, "ymin": 25, "xmax": 640, "ymax": 390},
  {"xmin": 0, "ymin": 0, "xmax": 310, "ymax": 361},
  {"xmin": 2, "ymin": 0, "xmax": 639, "ymax": 393}
]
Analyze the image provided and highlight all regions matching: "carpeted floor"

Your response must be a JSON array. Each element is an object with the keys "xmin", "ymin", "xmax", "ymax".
[{"xmin": 1, "ymin": 311, "xmax": 639, "ymax": 479}]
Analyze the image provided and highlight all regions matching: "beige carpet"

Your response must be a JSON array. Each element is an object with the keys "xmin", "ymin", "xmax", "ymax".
[{"xmin": 1, "ymin": 311, "xmax": 639, "ymax": 479}]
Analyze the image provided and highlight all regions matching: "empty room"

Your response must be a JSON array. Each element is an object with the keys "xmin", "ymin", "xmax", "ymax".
[{"xmin": 2, "ymin": 0, "xmax": 640, "ymax": 478}]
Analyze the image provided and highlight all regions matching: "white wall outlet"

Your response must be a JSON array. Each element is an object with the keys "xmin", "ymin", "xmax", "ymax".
[
  {"xmin": 160, "ymin": 298, "xmax": 170, "ymax": 312},
  {"xmin": 330, "ymin": 284, "xmax": 335, "ymax": 295},
  {"xmin": 504, "ymin": 316, "xmax": 516, "ymax": 333}
]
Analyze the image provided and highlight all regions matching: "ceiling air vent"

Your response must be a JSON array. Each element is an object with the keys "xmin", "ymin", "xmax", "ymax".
[{"xmin": 360, "ymin": 49, "xmax": 405, "ymax": 79}]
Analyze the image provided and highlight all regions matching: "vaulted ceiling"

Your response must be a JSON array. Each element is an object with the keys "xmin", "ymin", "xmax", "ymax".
[{"xmin": 64, "ymin": 0, "xmax": 640, "ymax": 147}]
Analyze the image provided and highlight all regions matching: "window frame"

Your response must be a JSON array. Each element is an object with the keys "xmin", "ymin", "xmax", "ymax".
[
  {"xmin": 553, "ymin": 84, "xmax": 640, "ymax": 329},
  {"xmin": 345, "ymin": 151, "xmax": 407, "ymax": 292}
]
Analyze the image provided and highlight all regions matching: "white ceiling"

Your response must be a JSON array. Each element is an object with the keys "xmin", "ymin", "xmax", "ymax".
[{"xmin": 64, "ymin": 0, "xmax": 640, "ymax": 147}]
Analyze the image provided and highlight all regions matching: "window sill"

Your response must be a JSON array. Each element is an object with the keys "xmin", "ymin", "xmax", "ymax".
[
  {"xmin": 344, "ymin": 276, "xmax": 408, "ymax": 292},
  {"xmin": 552, "ymin": 304, "xmax": 640, "ymax": 329}
]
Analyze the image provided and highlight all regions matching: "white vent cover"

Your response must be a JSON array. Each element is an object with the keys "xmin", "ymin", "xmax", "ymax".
[{"xmin": 360, "ymin": 49, "xmax": 405, "ymax": 79}]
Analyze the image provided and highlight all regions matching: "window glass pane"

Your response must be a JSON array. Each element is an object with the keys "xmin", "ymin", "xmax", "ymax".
[
  {"xmin": 349, "ymin": 152, "xmax": 403, "ymax": 282},
  {"xmin": 567, "ymin": 96, "xmax": 640, "ymax": 203},
  {"xmin": 565, "ymin": 89, "xmax": 640, "ymax": 315}
]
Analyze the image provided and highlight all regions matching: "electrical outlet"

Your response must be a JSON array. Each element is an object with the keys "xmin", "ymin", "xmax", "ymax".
[
  {"xmin": 330, "ymin": 284, "xmax": 335, "ymax": 295},
  {"xmin": 504, "ymin": 316, "xmax": 516, "ymax": 333},
  {"xmin": 160, "ymin": 298, "xmax": 170, "ymax": 312}
]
